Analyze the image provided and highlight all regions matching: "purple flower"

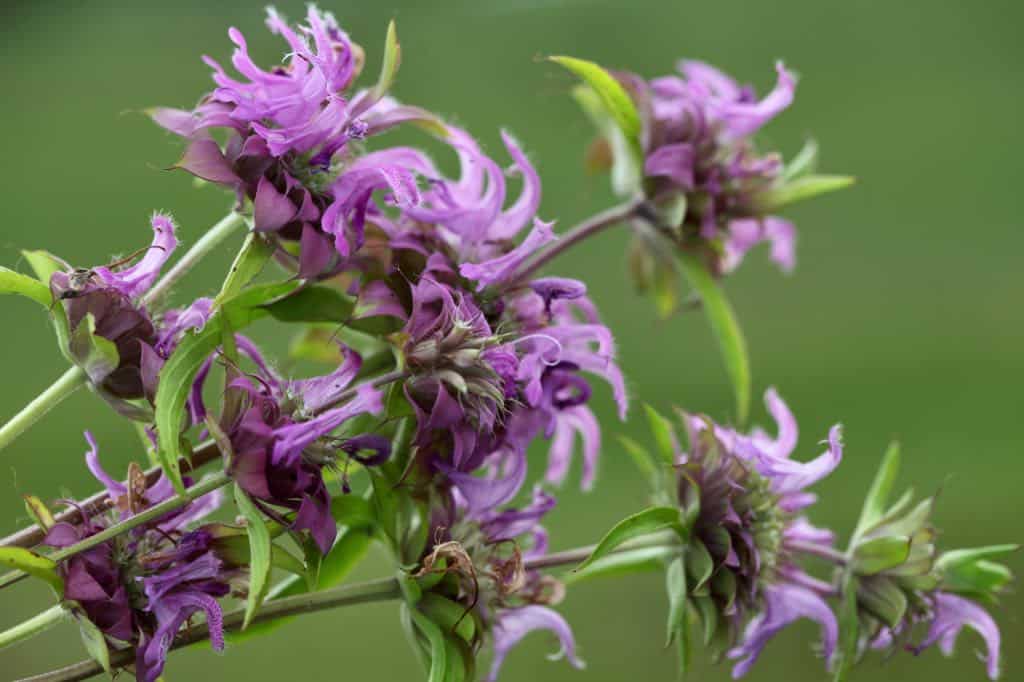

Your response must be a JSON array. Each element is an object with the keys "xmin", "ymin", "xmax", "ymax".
[
  {"xmin": 42, "ymin": 434, "xmax": 231, "ymax": 679},
  {"xmin": 912, "ymin": 593, "xmax": 1001, "ymax": 679},
  {"xmin": 151, "ymin": 7, "xmax": 436, "ymax": 274},
  {"xmin": 223, "ymin": 352, "xmax": 386, "ymax": 554},
  {"xmin": 49, "ymin": 214, "xmax": 178, "ymax": 400},
  {"xmin": 728, "ymin": 582, "xmax": 837, "ymax": 678},
  {"xmin": 136, "ymin": 530, "xmax": 233, "ymax": 682},
  {"xmin": 605, "ymin": 60, "xmax": 803, "ymax": 276},
  {"xmin": 489, "ymin": 605, "xmax": 584, "ymax": 681},
  {"xmin": 666, "ymin": 389, "xmax": 841, "ymax": 675},
  {"xmin": 418, "ymin": 483, "xmax": 581, "ymax": 681}
]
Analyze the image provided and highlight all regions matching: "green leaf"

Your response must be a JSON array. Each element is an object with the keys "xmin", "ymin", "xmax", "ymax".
[
  {"xmin": 550, "ymin": 55, "xmax": 642, "ymax": 167},
  {"xmin": 643, "ymin": 404, "xmax": 679, "ymax": 465},
  {"xmin": 155, "ymin": 281, "xmax": 299, "ymax": 492},
  {"xmin": 781, "ymin": 138, "xmax": 819, "ymax": 182},
  {"xmin": 852, "ymin": 443, "xmax": 900, "ymax": 541},
  {"xmin": 572, "ymin": 84, "xmax": 642, "ymax": 196},
  {"xmin": 233, "ymin": 485, "xmax": 271, "ymax": 629},
  {"xmin": 21, "ymin": 250, "xmax": 65, "ymax": 284},
  {"xmin": 937, "ymin": 544, "xmax": 1019, "ymax": 572},
  {"xmin": 67, "ymin": 314, "xmax": 120, "ymax": 385},
  {"xmin": 372, "ymin": 20, "xmax": 401, "ymax": 101},
  {"xmin": 230, "ymin": 527, "xmax": 373, "ymax": 644},
  {"xmin": 937, "ymin": 544, "xmax": 1019, "ymax": 599},
  {"xmin": 214, "ymin": 231, "xmax": 273, "ymax": 306},
  {"xmin": 0, "ymin": 266, "xmax": 52, "ymax": 307},
  {"xmin": 756, "ymin": 174, "xmax": 855, "ymax": 212},
  {"xmin": 23, "ymin": 495, "xmax": 55, "ymax": 531},
  {"xmin": 665, "ymin": 555, "xmax": 688, "ymax": 647},
  {"xmin": 330, "ymin": 495, "xmax": 375, "ymax": 528},
  {"xmin": 76, "ymin": 614, "xmax": 111, "ymax": 673},
  {"xmin": 852, "ymin": 535, "xmax": 911, "ymax": 575},
  {"xmin": 566, "ymin": 545, "xmax": 678, "ymax": 585},
  {"xmin": 685, "ymin": 539, "xmax": 714, "ymax": 592},
  {"xmin": 856, "ymin": 577, "xmax": 907, "ymax": 628},
  {"xmin": 617, "ymin": 435, "xmax": 659, "ymax": 486},
  {"xmin": 262, "ymin": 285, "xmax": 356, "ymax": 324},
  {"xmin": 410, "ymin": 608, "xmax": 448, "ymax": 682},
  {"xmin": 575, "ymin": 506, "xmax": 683, "ymax": 573},
  {"xmin": 832, "ymin": 573, "xmax": 859, "ymax": 682},
  {"xmin": 0, "ymin": 547, "xmax": 62, "ymax": 594},
  {"xmin": 155, "ymin": 320, "xmax": 222, "ymax": 493},
  {"xmin": 677, "ymin": 251, "xmax": 751, "ymax": 424},
  {"xmin": 418, "ymin": 593, "xmax": 476, "ymax": 644}
]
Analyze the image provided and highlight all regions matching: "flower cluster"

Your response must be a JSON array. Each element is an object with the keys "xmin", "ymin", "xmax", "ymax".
[
  {"xmin": 44, "ymin": 435, "xmax": 234, "ymax": 682},
  {"xmin": 0, "ymin": 7, "xmax": 1012, "ymax": 682},
  {"xmin": 619, "ymin": 391, "xmax": 1013, "ymax": 679}
]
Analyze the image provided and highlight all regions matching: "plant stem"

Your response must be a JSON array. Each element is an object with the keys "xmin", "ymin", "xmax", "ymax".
[
  {"xmin": 0, "ymin": 367, "xmax": 86, "ymax": 454},
  {"xmin": 787, "ymin": 540, "xmax": 848, "ymax": 565},
  {"xmin": 18, "ymin": 577, "xmax": 402, "ymax": 682},
  {"xmin": 523, "ymin": 530, "xmax": 681, "ymax": 571},
  {"xmin": 0, "ymin": 439, "xmax": 221, "ymax": 550},
  {"xmin": 506, "ymin": 198, "xmax": 643, "ymax": 286},
  {"xmin": 0, "ymin": 604, "xmax": 69, "ymax": 651},
  {"xmin": 0, "ymin": 472, "xmax": 232, "ymax": 591},
  {"xmin": 0, "ymin": 212, "xmax": 245, "ymax": 456},
  {"xmin": 142, "ymin": 211, "xmax": 246, "ymax": 307},
  {"xmin": 17, "ymin": 535, "xmax": 680, "ymax": 681}
]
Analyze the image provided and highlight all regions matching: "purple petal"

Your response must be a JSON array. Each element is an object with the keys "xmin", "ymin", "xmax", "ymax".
[
  {"xmin": 253, "ymin": 177, "xmax": 298, "ymax": 232},
  {"xmin": 94, "ymin": 214, "xmax": 179, "ymax": 298},
  {"xmin": 488, "ymin": 605, "xmax": 585, "ymax": 682},
  {"xmin": 82, "ymin": 431, "xmax": 127, "ymax": 498},
  {"xmin": 174, "ymin": 139, "xmax": 240, "ymax": 186},
  {"xmin": 917, "ymin": 593, "xmax": 1001, "ymax": 680},
  {"xmin": 644, "ymin": 143, "xmax": 696, "ymax": 189},
  {"xmin": 728, "ymin": 583, "xmax": 837, "ymax": 678},
  {"xmin": 460, "ymin": 218, "xmax": 556, "ymax": 290}
]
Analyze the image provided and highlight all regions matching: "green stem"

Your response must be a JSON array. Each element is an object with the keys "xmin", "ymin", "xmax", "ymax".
[
  {"xmin": 17, "ymin": 535, "xmax": 679, "ymax": 681},
  {"xmin": 0, "ymin": 366, "xmax": 86, "ymax": 453},
  {"xmin": 142, "ymin": 211, "xmax": 246, "ymax": 307},
  {"xmin": 0, "ymin": 604, "xmax": 69, "ymax": 651},
  {"xmin": 0, "ymin": 212, "xmax": 245, "ymax": 455},
  {"xmin": 523, "ymin": 530, "xmax": 681, "ymax": 571},
  {"xmin": 0, "ymin": 472, "xmax": 232, "ymax": 591},
  {"xmin": 18, "ymin": 577, "xmax": 402, "ymax": 682},
  {"xmin": 505, "ymin": 198, "xmax": 643, "ymax": 287}
]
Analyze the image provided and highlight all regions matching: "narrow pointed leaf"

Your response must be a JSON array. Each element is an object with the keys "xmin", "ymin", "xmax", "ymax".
[
  {"xmin": 677, "ymin": 251, "xmax": 751, "ymax": 424},
  {"xmin": 262, "ymin": 285, "xmax": 356, "ymax": 324},
  {"xmin": 832, "ymin": 573, "xmax": 859, "ymax": 682},
  {"xmin": 23, "ymin": 495, "xmax": 55, "ymax": 531},
  {"xmin": 665, "ymin": 555, "xmax": 688, "ymax": 646},
  {"xmin": 0, "ymin": 547, "xmax": 63, "ymax": 594},
  {"xmin": 214, "ymin": 231, "xmax": 273, "ymax": 307},
  {"xmin": 76, "ymin": 615, "xmax": 111, "ymax": 673},
  {"xmin": 233, "ymin": 485, "xmax": 271, "ymax": 629},
  {"xmin": 550, "ymin": 55, "xmax": 642, "ymax": 166},
  {"xmin": 575, "ymin": 506, "xmax": 683, "ymax": 573},
  {"xmin": 0, "ymin": 266, "xmax": 51, "ymax": 307},
  {"xmin": 410, "ymin": 609, "xmax": 448, "ymax": 682},
  {"xmin": 21, "ymin": 250, "xmax": 65, "ymax": 284},
  {"xmin": 567, "ymin": 545, "xmax": 679, "ymax": 584},
  {"xmin": 643, "ymin": 404, "xmax": 678, "ymax": 465},
  {"xmin": 757, "ymin": 174, "xmax": 855, "ymax": 211},
  {"xmin": 853, "ymin": 535, "xmax": 911, "ymax": 575},
  {"xmin": 852, "ymin": 443, "xmax": 900, "ymax": 541}
]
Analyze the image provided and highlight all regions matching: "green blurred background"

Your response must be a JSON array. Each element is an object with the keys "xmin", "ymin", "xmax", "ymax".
[{"xmin": 1, "ymin": 0, "xmax": 1020, "ymax": 680}]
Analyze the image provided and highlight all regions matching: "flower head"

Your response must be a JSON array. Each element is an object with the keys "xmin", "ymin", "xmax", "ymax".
[
  {"xmin": 221, "ymin": 347, "xmax": 387, "ymax": 554},
  {"xmin": 151, "ymin": 7, "xmax": 435, "ymax": 274},
  {"xmin": 641, "ymin": 390, "xmax": 842, "ymax": 676},
  {"xmin": 42, "ymin": 434, "xmax": 233, "ymax": 682},
  {"xmin": 414, "ymin": 485, "xmax": 583, "ymax": 681},
  {"xmin": 49, "ymin": 215, "xmax": 177, "ymax": 401}
]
